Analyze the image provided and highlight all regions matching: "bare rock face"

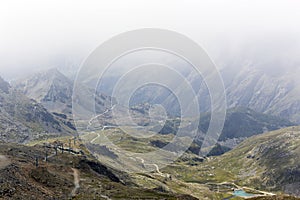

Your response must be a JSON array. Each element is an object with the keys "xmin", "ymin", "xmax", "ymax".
[
  {"xmin": 14, "ymin": 68, "xmax": 114, "ymax": 117},
  {"xmin": 224, "ymin": 66, "xmax": 300, "ymax": 123},
  {"xmin": 14, "ymin": 68, "xmax": 74, "ymax": 115},
  {"xmin": 0, "ymin": 76, "xmax": 74, "ymax": 144}
]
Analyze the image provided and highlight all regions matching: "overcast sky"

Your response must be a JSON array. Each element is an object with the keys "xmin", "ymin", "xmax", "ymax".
[{"xmin": 0, "ymin": 0, "xmax": 300, "ymax": 79}]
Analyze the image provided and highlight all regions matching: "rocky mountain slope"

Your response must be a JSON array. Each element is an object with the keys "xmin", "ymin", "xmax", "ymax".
[
  {"xmin": 213, "ymin": 126, "xmax": 300, "ymax": 197},
  {"xmin": 0, "ymin": 76, "xmax": 74, "ymax": 143},
  {"xmin": 94, "ymin": 63, "xmax": 300, "ymax": 123},
  {"xmin": 13, "ymin": 68, "xmax": 114, "ymax": 117},
  {"xmin": 224, "ymin": 66, "xmax": 300, "ymax": 123},
  {"xmin": 13, "ymin": 68, "xmax": 74, "ymax": 115},
  {"xmin": 143, "ymin": 106, "xmax": 294, "ymax": 153},
  {"xmin": 199, "ymin": 107, "xmax": 295, "ymax": 142}
]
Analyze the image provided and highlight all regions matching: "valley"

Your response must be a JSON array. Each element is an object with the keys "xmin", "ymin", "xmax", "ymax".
[
  {"xmin": 78, "ymin": 123, "xmax": 300, "ymax": 199},
  {"xmin": 1, "ymin": 2, "xmax": 300, "ymax": 199},
  {"xmin": 2, "ymin": 124, "xmax": 299, "ymax": 199},
  {"xmin": 1, "ymin": 68, "xmax": 300, "ymax": 199}
]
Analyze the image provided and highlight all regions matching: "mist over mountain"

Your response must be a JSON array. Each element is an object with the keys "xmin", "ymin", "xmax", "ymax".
[
  {"xmin": 199, "ymin": 107, "xmax": 295, "ymax": 142},
  {"xmin": 2, "ymin": 29, "xmax": 300, "ymax": 125},
  {"xmin": 13, "ymin": 68, "xmax": 73, "ymax": 115},
  {"xmin": 85, "ymin": 49, "xmax": 300, "ymax": 123},
  {"xmin": 1, "ymin": 1, "xmax": 300, "ymax": 199},
  {"xmin": 13, "ymin": 68, "xmax": 114, "ymax": 118},
  {"xmin": 0, "ymin": 76, "xmax": 74, "ymax": 143}
]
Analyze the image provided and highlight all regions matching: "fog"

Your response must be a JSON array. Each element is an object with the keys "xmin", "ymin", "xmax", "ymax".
[{"xmin": 0, "ymin": 0, "xmax": 300, "ymax": 80}]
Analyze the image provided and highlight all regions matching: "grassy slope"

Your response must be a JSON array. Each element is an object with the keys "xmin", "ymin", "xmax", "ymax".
[
  {"xmin": 13, "ymin": 125, "xmax": 300, "ymax": 200},
  {"xmin": 0, "ymin": 141, "xmax": 199, "ymax": 200}
]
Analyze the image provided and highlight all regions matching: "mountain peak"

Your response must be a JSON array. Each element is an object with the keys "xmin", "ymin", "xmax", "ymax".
[
  {"xmin": 12, "ymin": 68, "xmax": 73, "ymax": 114},
  {"xmin": 39, "ymin": 68, "xmax": 70, "ymax": 82}
]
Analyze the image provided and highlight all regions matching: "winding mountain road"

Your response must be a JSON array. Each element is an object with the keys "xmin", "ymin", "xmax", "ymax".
[
  {"xmin": 136, "ymin": 157, "xmax": 164, "ymax": 176},
  {"xmin": 90, "ymin": 125, "xmax": 117, "ymax": 144},
  {"xmin": 87, "ymin": 105, "xmax": 116, "ymax": 131}
]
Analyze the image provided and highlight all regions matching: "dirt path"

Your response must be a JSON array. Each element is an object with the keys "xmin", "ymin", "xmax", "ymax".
[
  {"xmin": 0, "ymin": 155, "xmax": 10, "ymax": 170},
  {"xmin": 87, "ymin": 109, "xmax": 109, "ymax": 130},
  {"xmin": 70, "ymin": 168, "xmax": 80, "ymax": 197},
  {"xmin": 90, "ymin": 126, "xmax": 116, "ymax": 144},
  {"xmin": 136, "ymin": 157, "xmax": 164, "ymax": 176},
  {"xmin": 242, "ymin": 186, "xmax": 275, "ymax": 196},
  {"xmin": 87, "ymin": 105, "xmax": 116, "ymax": 131}
]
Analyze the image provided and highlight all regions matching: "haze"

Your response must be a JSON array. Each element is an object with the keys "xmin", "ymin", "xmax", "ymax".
[{"xmin": 0, "ymin": 0, "xmax": 300, "ymax": 79}]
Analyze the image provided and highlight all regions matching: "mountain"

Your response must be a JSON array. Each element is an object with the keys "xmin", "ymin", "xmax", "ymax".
[
  {"xmin": 199, "ymin": 107, "xmax": 295, "ymax": 155},
  {"xmin": 13, "ymin": 68, "xmax": 114, "ymax": 117},
  {"xmin": 224, "ymin": 66, "xmax": 300, "ymax": 123},
  {"xmin": 199, "ymin": 107, "xmax": 295, "ymax": 142},
  {"xmin": 184, "ymin": 66, "xmax": 300, "ymax": 123},
  {"xmin": 157, "ymin": 107, "xmax": 294, "ymax": 156},
  {"xmin": 0, "ymin": 76, "xmax": 74, "ymax": 143},
  {"xmin": 94, "ymin": 63, "xmax": 300, "ymax": 123},
  {"xmin": 148, "ymin": 107, "xmax": 294, "ymax": 151},
  {"xmin": 13, "ymin": 68, "xmax": 74, "ymax": 115},
  {"xmin": 214, "ymin": 126, "xmax": 300, "ymax": 197}
]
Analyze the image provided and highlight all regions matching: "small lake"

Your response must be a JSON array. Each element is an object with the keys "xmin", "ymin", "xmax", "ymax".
[{"xmin": 233, "ymin": 189, "xmax": 257, "ymax": 197}]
